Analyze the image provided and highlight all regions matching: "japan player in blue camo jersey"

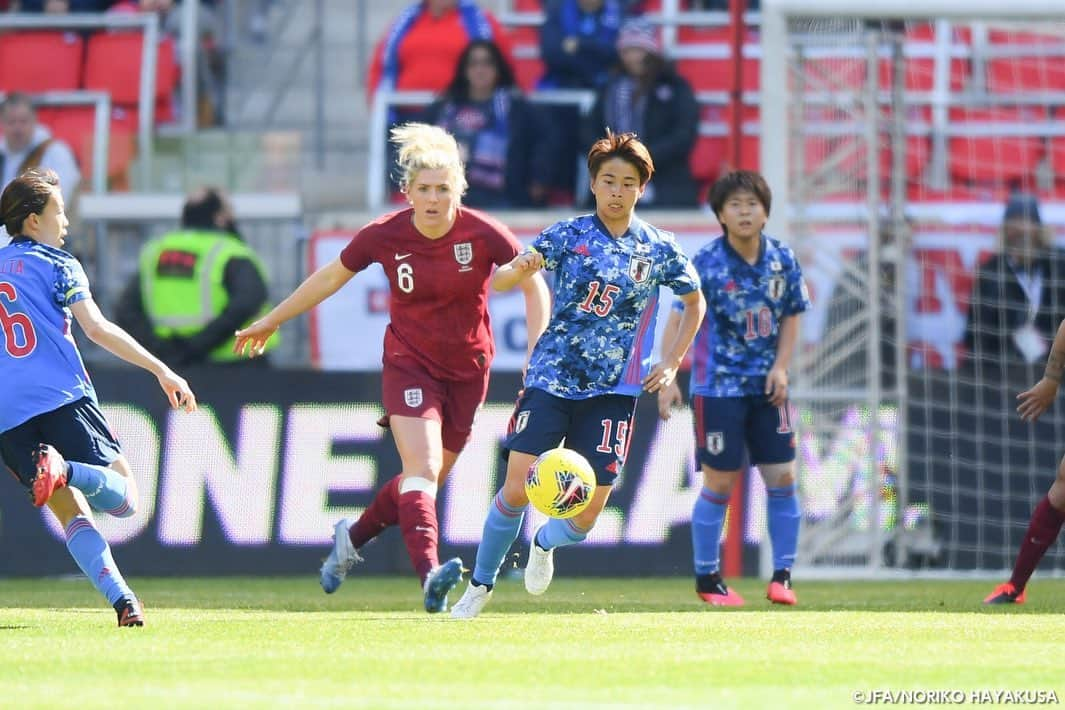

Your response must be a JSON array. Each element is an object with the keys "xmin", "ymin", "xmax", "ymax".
[
  {"xmin": 659, "ymin": 170, "xmax": 811, "ymax": 607},
  {"xmin": 450, "ymin": 130, "xmax": 706, "ymax": 619},
  {"xmin": 0, "ymin": 170, "xmax": 198, "ymax": 627}
]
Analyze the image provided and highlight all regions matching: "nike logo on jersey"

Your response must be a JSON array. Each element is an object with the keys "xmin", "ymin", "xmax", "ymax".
[{"xmin": 395, "ymin": 253, "xmax": 412, "ymax": 261}]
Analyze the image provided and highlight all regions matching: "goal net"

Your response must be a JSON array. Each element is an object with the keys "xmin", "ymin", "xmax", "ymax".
[{"xmin": 760, "ymin": 0, "xmax": 1065, "ymax": 573}]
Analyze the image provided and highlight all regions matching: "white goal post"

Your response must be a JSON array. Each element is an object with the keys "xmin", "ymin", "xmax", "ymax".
[{"xmin": 759, "ymin": 0, "xmax": 1065, "ymax": 576}]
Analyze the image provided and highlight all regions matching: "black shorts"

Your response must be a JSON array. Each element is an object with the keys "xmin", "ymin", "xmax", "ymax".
[
  {"xmin": 501, "ymin": 387, "xmax": 637, "ymax": 486},
  {"xmin": 0, "ymin": 397, "xmax": 122, "ymax": 489}
]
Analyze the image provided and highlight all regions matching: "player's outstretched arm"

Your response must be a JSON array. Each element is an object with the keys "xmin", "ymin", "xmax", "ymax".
[
  {"xmin": 1018, "ymin": 318, "xmax": 1065, "ymax": 422},
  {"xmin": 645, "ymin": 289, "xmax": 705, "ymax": 394},
  {"xmin": 234, "ymin": 257, "xmax": 356, "ymax": 357},
  {"xmin": 70, "ymin": 298, "xmax": 197, "ymax": 412},
  {"xmin": 492, "ymin": 248, "xmax": 543, "ymax": 292},
  {"xmin": 519, "ymin": 271, "xmax": 550, "ymax": 365},
  {"xmin": 655, "ymin": 308, "xmax": 685, "ymax": 420},
  {"xmin": 766, "ymin": 314, "xmax": 800, "ymax": 407}
]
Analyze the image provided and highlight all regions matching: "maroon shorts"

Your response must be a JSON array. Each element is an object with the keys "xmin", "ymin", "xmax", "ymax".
[{"xmin": 381, "ymin": 354, "xmax": 490, "ymax": 453}]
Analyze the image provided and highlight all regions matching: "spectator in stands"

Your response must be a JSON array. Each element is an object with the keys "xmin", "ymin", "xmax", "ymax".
[
  {"xmin": 583, "ymin": 18, "xmax": 699, "ymax": 207},
  {"xmin": 539, "ymin": 0, "xmax": 625, "ymax": 91},
  {"xmin": 115, "ymin": 187, "xmax": 277, "ymax": 366},
  {"xmin": 0, "ymin": 94, "xmax": 81, "ymax": 208},
  {"xmin": 821, "ymin": 217, "xmax": 909, "ymax": 391},
  {"xmin": 367, "ymin": 0, "xmax": 514, "ymax": 100},
  {"xmin": 421, "ymin": 40, "xmax": 557, "ymax": 208},
  {"xmin": 964, "ymin": 192, "xmax": 1065, "ymax": 368}
]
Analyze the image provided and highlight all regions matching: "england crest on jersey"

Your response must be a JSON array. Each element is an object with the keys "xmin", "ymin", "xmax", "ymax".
[
  {"xmin": 768, "ymin": 275, "xmax": 786, "ymax": 300},
  {"xmin": 404, "ymin": 388, "xmax": 423, "ymax": 407},
  {"xmin": 454, "ymin": 242, "xmax": 473, "ymax": 271},
  {"xmin": 706, "ymin": 431, "xmax": 725, "ymax": 455},
  {"xmin": 628, "ymin": 255, "xmax": 653, "ymax": 283}
]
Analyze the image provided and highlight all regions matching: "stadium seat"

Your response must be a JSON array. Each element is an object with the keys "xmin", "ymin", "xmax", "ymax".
[
  {"xmin": 0, "ymin": 32, "xmax": 84, "ymax": 92},
  {"xmin": 83, "ymin": 33, "xmax": 179, "ymax": 111},
  {"xmin": 508, "ymin": 25, "xmax": 539, "ymax": 47},
  {"xmin": 948, "ymin": 106, "xmax": 1046, "ymax": 186},
  {"xmin": 512, "ymin": 56, "xmax": 544, "ymax": 92},
  {"xmin": 36, "ymin": 105, "xmax": 136, "ymax": 190},
  {"xmin": 879, "ymin": 57, "xmax": 970, "ymax": 91},
  {"xmin": 987, "ymin": 56, "xmax": 1065, "ymax": 93},
  {"xmin": 1049, "ymin": 132, "xmax": 1065, "ymax": 185},
  {"xmin": 677, "ymin": 55, "xmax": 759, "ymax": 92},
  {"xmin": 512, "ymin": 0, "xmax": 541, "ymax": 10}
]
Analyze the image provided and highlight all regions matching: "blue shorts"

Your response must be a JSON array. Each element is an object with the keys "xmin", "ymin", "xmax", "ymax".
[
  {"xmin": 692, "ymin": 394, "xmax": 796, "ymax": 471},
  {"xmin": 502, "ymin": 387, "xmax": 637, "ymax": 486},
  {"xmin": 0, "ymin": 397, "xmax": 122, "ymax": 489}
]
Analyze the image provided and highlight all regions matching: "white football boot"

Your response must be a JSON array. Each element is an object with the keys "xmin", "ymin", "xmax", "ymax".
[
  {"xmin": 450, "ymin": 581, "xmax": 493, "ymax": 619},
  {"xmin": 524, "ymin": 527, "xmax": 555, "ymax": 596}
]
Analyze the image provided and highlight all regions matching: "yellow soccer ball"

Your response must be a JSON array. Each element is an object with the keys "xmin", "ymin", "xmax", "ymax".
[{"xmin": 525, "ymin": 447, "xmax": 597, "ymax": 519}]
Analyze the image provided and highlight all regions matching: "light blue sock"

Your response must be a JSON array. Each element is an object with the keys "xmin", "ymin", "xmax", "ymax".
[
  {"xmin": 64, "ymin": 516, "xmax": 134, "ymax": 606},
  {"xmin": 534, "ymin": 517, "xmax": 587, "ymax": 551},
  {"xmin": 67, "ymin": 461, "xmax": 136, "ymax": 518},
  {"xmin": 692, "ymin": 488, "xmax": 729, "ymax": 575},
  {"xmin": 767, "ymin": 484, "xmax": 800, "ymax": 570},
  {"xmin": 471, "ymin": 492, "xmax": 526, "ymax": 587}
]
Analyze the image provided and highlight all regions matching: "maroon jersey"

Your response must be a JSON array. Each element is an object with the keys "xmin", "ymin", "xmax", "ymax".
[{"xmin": 340, "ymin": 206, "xmax": 521, "ymax": 381}]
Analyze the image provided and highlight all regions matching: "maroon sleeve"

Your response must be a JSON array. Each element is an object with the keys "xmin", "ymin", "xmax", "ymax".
[
  {"xmin": 480, "ymin": 213, "xmax": 522, "ymax": 266},
  {"xmin": 339, "ymin": 224, "xmax": 377, "ymax": 273}
]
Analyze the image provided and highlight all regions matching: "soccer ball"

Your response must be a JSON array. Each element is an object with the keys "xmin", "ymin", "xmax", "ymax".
[{"xmin": 525, "ymin": 447, "xmax": 597, "ymax": 519}]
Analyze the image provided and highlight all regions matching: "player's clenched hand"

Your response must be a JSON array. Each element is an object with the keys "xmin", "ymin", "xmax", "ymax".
[
  {"xmin": 657, "ymin": 380, "xmax": 683, "ymax": 420},
  {"xmin": 512, "ymin": 249, "xmax": 543, "ymax": 273},
  {"xmin": 1017, "ymin": 377, "xmax": 1059, "ymax": 422},
  {"xmin": 233, "ymin": 318, "xmax": 278, "ymax": 358},
  {"xmin": 765, "ymin": 365, "xmax": 789, "ymax": 407},
  {"xmin": 158, "ymin": 370, "xmax": 197, "ymax": 412},
  {"xmin": 643, "ymin": 361, "xmax": 678, "ymax": 394}
]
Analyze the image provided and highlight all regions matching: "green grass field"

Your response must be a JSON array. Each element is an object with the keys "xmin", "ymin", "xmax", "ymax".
[{"xmin": 1, "ymin": 576, "xmax": 1062, "ymax": 709}]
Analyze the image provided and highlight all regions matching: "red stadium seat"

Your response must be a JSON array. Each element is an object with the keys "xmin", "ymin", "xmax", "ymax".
[
  {"xmin": 508, "ymin": 25, "xmax": 539, "ymax": 46},
  {"xmin": 512, "ymin": 56, "xmax": 543, "ymax": 92},
  {"xmin": 987, "ymin": 56, "xmax": 1065, "ymax": 93},
  {"xmin": 1049, "ymin": 133, "xmax": 1065, "ymax": 185},
  {"xmin": 948, "ymin": 106, "xmax": 1046, "ymax": 186},
  {"xmin": 879, "ymin": 57, "xmax": 970, "ymax": 91},
  {"xmin": 83, "ymin": 33, "xmax": 179, "ymax": 108},
  {"xmin": 512, "ymin": 0, "xmax": 541, "ymax": 10},
  {"xmin": 676, "ymin": 55, "xmax": 759, "ymax": 92},
  {"xmin": 0, "ymin": 32, "xmax": 84, "ymax": 92},
  {"xmin": 35, "ymin": 105, "xmax": 136, "ymax": 190}
]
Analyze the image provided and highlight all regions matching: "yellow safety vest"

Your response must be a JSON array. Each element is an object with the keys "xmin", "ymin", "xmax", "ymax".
[{"xmin": 140, "ymin": 230, "xmax": 278, "ymax": 362}]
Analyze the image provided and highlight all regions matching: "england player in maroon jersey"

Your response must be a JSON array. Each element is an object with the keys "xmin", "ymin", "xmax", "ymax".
[{"xmin": 234, "ymin": 123, "xmax": 550, "ymax": 613}]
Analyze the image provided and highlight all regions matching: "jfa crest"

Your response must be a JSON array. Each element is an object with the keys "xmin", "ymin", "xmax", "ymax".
[
  {"xmin": 454, "ymin": 242, "xmax": 473, "ymax": 271},
  {"xmin": 768, "ymin": 276, "xmax": 786, "ymax": 300},
  {"xmin": 514, "ymin": 410, "xmax": 530, "ymax": 433},
  {"xmin": 628, "ymin": 255, "xmax": 653, "ymax": 283},
  {"xmin": 404, "ymin": 388, "xmax": 423, "ymax": 407},
  {"xmin": 706, "ymin": 431, "xmax": 725, "ymax": 455}
]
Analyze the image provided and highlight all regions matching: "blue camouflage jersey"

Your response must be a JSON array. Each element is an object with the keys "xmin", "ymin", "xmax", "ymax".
[
  {"xmin": 685, "ymin": 233, "xmax": 810, "ymax": 397},
  {"xmin": 0, "ymin": 237, "xmax": 96, "ymax": 432},
  {"xmin": 524, "ymin": 214, "xmax": 699, "ymax": 399}
]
